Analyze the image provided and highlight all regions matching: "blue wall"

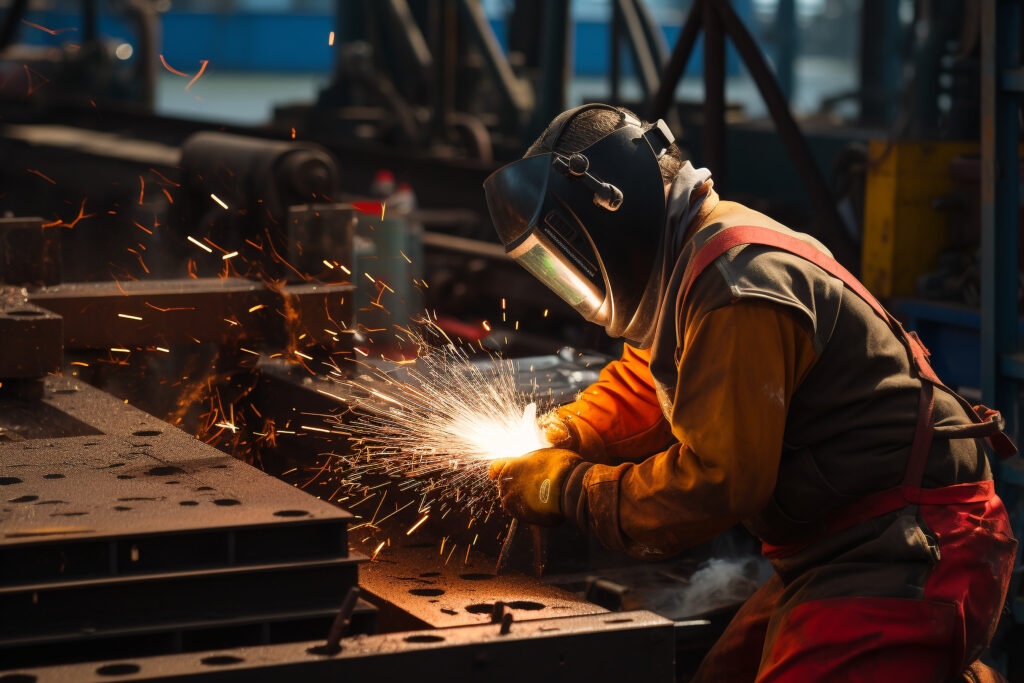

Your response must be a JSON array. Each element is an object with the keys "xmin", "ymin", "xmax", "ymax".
[{"xmin": 18, "ymin": 9, "xmax": 741, "ymax": 76}]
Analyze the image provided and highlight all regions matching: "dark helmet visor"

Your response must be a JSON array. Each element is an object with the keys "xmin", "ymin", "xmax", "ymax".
[{"xmin": 485, "ymin": 154, "xmax": 608, "ymax": 322}]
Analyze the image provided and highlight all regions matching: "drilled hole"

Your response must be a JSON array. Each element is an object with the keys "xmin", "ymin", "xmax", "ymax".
[
  {"xmin": 116, "ymin": 475, "xmax": 135, "ymax": 480},
  {"xmin": 200, "ymin": 655, "xmax": 243, "ymax": 666},
  {"xmin": 145, "ymin": 466, "xmax": 184, "ymax": 476},
  {"xmin": 0, "ymin": 477, "xmax": 22, "ymax": 485},
  {"xmin": 409, "ymin": 588, "xmax": 445, "ymax": 597},
  {"xmin": 404, "ymin": 635, "xmax": 444, "ymax": 643},
  {"xmin": 113, "ymin": 506, "xmax": 132, "ymax": 511},
  {"xmin": 43, "ymin": 473, "xmax": 65, "ymax": 479},
  {"xmin": 507, "ymin": 601, "xmax": 544, "ymax": 611},
  {"xmin": 10, "ymin": 495, "xmax": 38, "ymax": 503},
  {"xmin": 604, "ymin": 618, "xmax": 633, "ymax": 624},
  {"xmin": 213, "ymin": 499, "xmax": 240, "ymax": 506},
  {"xmin": 96, "ymin": 663, "xmax": 140, "ymax": 676},
  {"xmin": 132, "ymin": 430, "xmax": 162, "ymax": 437},
  {"xmin": 180, "ymin": 501, "xmax": 199, "ymax": 506},
  {"xmin": 5, "ymin": 309, "xmax": 43, "ymax": 317},
  {"xmin": 273, "ymin": 509, "xmax": 308, "ymax": 517}
]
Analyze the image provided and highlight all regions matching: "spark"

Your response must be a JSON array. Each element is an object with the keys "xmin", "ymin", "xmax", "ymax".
[
  {"xmin": 482, "ymin": 320, "xmax": 491, "ymax": 332},
  {"xmin": 323, "ymin": 259, "xmax": 334, "ymax": 269},
  {"xmin": 222, "ymin": 251, "xmax": 239, "ymax": 260},
  {"xmin": 328, "ymin": 31, "xmax": 335, "ymax": 46},
  {"xmin": 21, "ymin": 19, "xmax": 76, "ymax": 35},
  {"xmin": 110, "ymin": 347, "xmax": 131, "ymax": 354},
  {"xmin": 155, "ymin": 347, "xmax": 170, "ymax": 353},
  {"xmin": 27, "ymin": 169, "xmax": 55, "ymax": 184},
  {"xmin": 371, "ymin": 540, "xmax": 385, "ymax": 560},
  {"xmin": 117, "ymin": 313, "xmax": 142, "ymax": 321},
  {"xmin": 291, "ymin": 127, "xmax": 296, "ymax": 139},
  {"xmin": 339, "ymin": 265, "xmax": 351, "ymax": 275},
  {"xmin": 159, "ymin": 54, "xmax": 189, "ymax": 76},
  {"xmin": 187, "ymin": 236, "xmax": 213, "ymax": 253},
  {"xmin": 327, "ymin": 319, "xmax": 551, "ymax": 521},
  {"xmin": 184, "ymin": 60, "xmax": 209, "ymax": 91},
  {"xmin": 70, "ymin": 361, "xmax": 89, "ymax": 367},
  {"xmin": 248, "ymin": 304, "xmax": 265, "ymax": 313},
  {"xmin": 400, "ymin": 250, "xmax": 411, "ymax": 263},
  {"xmin": 210, "ymin": 193, "xmax": 228, "ymax": 210},
  {"xmin": 406, "ymin": 514, "xmax": 429, "ymax": 535},
  {"xmin": 295, "ymin": 351, "xmax": 313, "ymax": 360},
  {"xmin": 215, "ymin": 421, "xmax": 238, "ymax": 433}
]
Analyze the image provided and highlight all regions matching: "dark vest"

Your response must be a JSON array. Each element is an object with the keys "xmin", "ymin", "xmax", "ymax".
[{"xmin": 647, "ymin": 197, "xmax": 991, "ymax": 553}]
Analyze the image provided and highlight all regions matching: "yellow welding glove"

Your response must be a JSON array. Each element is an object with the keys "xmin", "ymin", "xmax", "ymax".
[
  {"xmin": 488, "ymin": 448, "xmax": 583, "ymax": 526},
  {"xmin": 537, "ymin": 410, "xmax": 608, "ymax": 462}
]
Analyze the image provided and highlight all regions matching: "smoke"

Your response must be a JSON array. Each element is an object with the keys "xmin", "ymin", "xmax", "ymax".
[{"xmin": 677, "ymin": 557, "xmax": 772, "ymax": 618}]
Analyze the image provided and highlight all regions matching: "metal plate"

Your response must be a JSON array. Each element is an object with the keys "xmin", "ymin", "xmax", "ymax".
[
  {"xmin": 27, "ymin": 279, "xmax": 354, "ymax": 348},
  {"xmin": 0, "ymin": 600, "xmax": 378, "ymax": 670},
  {"xmin": 355, "ymin": 544, "xmax": 606, "ymax": 630},
  {"xmin": 9, "ymin": 610, "xmax": 675, "ymax": 682},
  {"xmin": 1, "ymin": 377, "xmax": 354, "ymax": 585}
]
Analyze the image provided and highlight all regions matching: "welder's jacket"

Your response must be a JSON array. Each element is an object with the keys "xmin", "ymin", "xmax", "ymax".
[{"xmin": 558, "ymin": 188, "xmax": 995, "ymax": 574}]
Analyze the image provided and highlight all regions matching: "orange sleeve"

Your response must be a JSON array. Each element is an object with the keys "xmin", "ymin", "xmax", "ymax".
[
  {"xmin": 555, "ymin": 344, "xmax": 675, "ymax": 464},
  {"xmin": 577, "ymin": 301, "xmax": 818, "ymax": 560}
]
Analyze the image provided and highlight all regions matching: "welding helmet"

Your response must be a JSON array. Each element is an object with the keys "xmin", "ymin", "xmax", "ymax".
[{"xmin": 483, "ymin": 104, "xmax": 675, "ymax": 341}]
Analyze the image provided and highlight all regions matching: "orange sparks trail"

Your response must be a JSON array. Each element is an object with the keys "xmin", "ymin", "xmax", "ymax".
[
  {"xmin": 371, "ymin": 541, "xmax": 385, "ymax": 561},
  {"xmin": 138, "ymin": 175, "xmax": 145, "ymax": 204},
  {"xmin": 41, "ymin": 199, "xmax": 94, "ymax": 229},
  {"xmin": 133, "ymin": 221, "xmax": 153, "ymax": 235},
  {"xmin": 21, "ymin": 19, "xmax": 76, "ymax": 35},
  {"xmin": 27, "ymin": 168, "xmax": 55, "ymax": 184},
  {"xmin": 159, "ymin": 54, "xmax": 189, "ymax": 77},
  {"xmin": 162, "ymin": 188, "xmax": 174, "ymax": 203},
  {"xmin": 184, "ymin": 60, "xmax": 209, "ymax": 91},
  {"xmin": 23, "ymin": 65, "xmax": 50, "ymax": 95}
]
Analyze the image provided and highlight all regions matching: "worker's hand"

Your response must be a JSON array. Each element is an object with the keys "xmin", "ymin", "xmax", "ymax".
[
  {"xmin": 488, "ymin": 448, "xmax": 583, "ymax": 526},
  {"xmin": 537, "ymin": 411, "xmax": 579, "ymax": 450}
]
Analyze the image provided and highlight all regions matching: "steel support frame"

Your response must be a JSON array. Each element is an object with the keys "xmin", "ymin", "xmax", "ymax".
[{"xmin": 647, "ymin": 0, "xmax": 857, "ymax": 269}]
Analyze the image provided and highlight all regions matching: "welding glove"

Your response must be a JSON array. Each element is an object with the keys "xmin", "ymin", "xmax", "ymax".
[
  {"xmin": 488, "ymin": 448, "xmax": 583, "ymax": 526},
  {"xmin": 537, "ymin": 411, "xmax": 608, "ymax": 463}
]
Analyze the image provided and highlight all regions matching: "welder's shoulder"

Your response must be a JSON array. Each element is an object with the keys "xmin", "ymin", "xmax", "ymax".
[{"xmin": 682, "ymin": 225, "xmax": 844, "ymax": 356}]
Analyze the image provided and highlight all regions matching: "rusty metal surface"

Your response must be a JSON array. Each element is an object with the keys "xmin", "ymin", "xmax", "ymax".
[
  {"xmin": 27, "ymin": 278, "xmax": 354, "ymax": 348},
  {"xmin": 10, "ymin": 610, "xmax": 675, "ymax": 682},
  {"xmin": 355, "ymin": 544, "xmax": 606, "ymax": 630},
  {"xmin": 0, "ymin": 375, "xmax": 371, "ymax": 669},
  {"xmin": 0, "ymin": 377, "xmax": 353, "ymax": 559}
]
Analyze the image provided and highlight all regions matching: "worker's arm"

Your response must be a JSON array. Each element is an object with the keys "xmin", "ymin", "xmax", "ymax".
[
  {"xmin": 562, "ymin": 301, "xmax": 818, "ymax": 560},
  {"xmin": 545, "ymin": 344, "xmax": 675, "ymax": 465}
]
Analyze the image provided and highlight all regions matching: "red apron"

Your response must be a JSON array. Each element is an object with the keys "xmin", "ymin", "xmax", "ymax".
[{"xmin": 681, "ymin": 226, "xmax": 1018, "ymax": 682}]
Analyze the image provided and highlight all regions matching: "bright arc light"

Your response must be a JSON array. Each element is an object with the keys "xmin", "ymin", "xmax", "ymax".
[{"xmin": 329, "ymin": 319, "xmax": 553, "ymax": 518}]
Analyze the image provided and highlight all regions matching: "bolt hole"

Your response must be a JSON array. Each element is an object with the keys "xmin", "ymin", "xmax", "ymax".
[
  {"xmin": 409, "ymin": 588, "xmax": 445, "ymax": 597},
  {"xmin": 43, "ymin": 473, "xmax": 65, "ymax": 479},
  {"xmin": 131, "ymin": 430, "xmax": 162, "ymax": 437},
  {"xmin": 0, "ymin": 477, "xmax": 22, "ymax": 485},
  {"xmin": 200, "ymin": 655, "xmax": 243, "ymax": 666},
  {"xmin": 604, "ymin": 618, "xmax": 633, "ymax": 624},
  {"xmin": 96, "ymin": 663, "xmax": 140, "ymax": 676},
  {"xmin": 10, "ymin": 495, "xmax": 38, "ymax": 503},
  {"xmin": 117, "ymin": 475, "xmax": 135, "ymax": 480},
  {"xmin": 180, "ymin": 501, "xmax": 199, "ymax": 506},
  {"xmin": 273, "ymin": 509, "xmax": 308, "ymax": 517},
  {"xmin": 5, "ymin": 309, "xmax": 43, "ymax": 317},
  {"xmin": 403, "ymin": 635, "xmax": 444, "ymax": 643},
  {"xmin": 213, "ymin": 499, "xmax": 240, "ymax": 506}
]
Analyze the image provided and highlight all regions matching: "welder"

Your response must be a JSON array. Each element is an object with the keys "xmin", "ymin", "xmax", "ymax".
[{"xmin": 483, "ymin": 104, "xmax": 1018, "ymax": 682}]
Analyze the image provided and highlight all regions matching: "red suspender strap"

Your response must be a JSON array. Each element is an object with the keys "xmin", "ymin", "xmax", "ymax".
[{"xmin": 681, "ymin": 226, "xmax": 893, "ymax": 328}]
